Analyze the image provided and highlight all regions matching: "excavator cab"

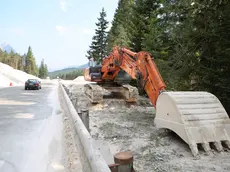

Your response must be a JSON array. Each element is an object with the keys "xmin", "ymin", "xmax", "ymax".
[
  {"xmin": 88, "ymin": 65, "xmax": 102, "ymax": 81},
  {"xmin": 85, "ymin": 58, "xmax": 102, "ymax": 82}
]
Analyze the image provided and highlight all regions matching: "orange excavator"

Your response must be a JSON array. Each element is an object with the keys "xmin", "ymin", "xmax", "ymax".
[{"xmin": 84, "ymin": 46, "xmax": 230, "ymax": 156}]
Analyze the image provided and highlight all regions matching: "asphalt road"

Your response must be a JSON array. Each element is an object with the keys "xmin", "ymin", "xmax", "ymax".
[{"xmin": 0, "ymin": 80, "xmax": 64, "ymax": 172}]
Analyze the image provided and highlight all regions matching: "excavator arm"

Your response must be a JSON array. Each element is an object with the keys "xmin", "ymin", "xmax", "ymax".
[
  {"xmin": 100, "ymin": 46, "xmax": 166, "ymax": 107},
  {"xmin": 84, "ymin": 46, "xmax": 230, "ymax": 156}
]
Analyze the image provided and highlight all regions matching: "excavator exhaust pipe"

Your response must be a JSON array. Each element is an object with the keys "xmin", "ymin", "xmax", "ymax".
[{"xmin": 155, "ymin": 91, "xmax": 230, "ymax": 156}]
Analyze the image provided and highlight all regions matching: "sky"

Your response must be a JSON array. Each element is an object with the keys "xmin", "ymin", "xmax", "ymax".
[{"xmin": 0, "ymin": 0, "xmax": 118, "ymax": 71}]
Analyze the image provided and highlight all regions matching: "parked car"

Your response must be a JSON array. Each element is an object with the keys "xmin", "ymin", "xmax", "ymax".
[{"xmin": 25, "ymin": 79, "xmax": 41, "ymax": 90}]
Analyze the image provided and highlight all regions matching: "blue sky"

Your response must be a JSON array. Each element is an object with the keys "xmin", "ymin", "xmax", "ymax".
[{"xmin": 0, "ymin": 0, "xmax": 118, "ymax": 71}]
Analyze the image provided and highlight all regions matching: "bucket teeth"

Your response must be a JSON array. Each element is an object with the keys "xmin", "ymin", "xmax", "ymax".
[
  {"xmin": 189, "ymin": 141, "xmax": 228, "ymax": 155},
  {"xmin": 214, "ymin": 141, "xmax": 223, "ymax": 152},
  {"xmin": 201, "ymin": 142, "xmax": 211, "ymax": 152},
  {"xmin": 189, "ymin": 144, "xmax": 199, "ymax": 156},
  {"xmin": 223, "ymin": 140, "xmax": 230, "ymax": 149}
]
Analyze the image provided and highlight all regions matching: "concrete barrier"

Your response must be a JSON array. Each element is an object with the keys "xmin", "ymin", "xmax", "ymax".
[{"xmin": 58, "ymin": 82, "xmax": 111, "ymax": 172}]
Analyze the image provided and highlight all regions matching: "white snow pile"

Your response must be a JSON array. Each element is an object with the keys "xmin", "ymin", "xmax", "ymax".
[
  {"xmin": 73, "ymin": 76, "xmax": 85, "ymax": 82},
  {"xmin": 0, "ymin": 62, "xmax": 40, "ymax": 87}
]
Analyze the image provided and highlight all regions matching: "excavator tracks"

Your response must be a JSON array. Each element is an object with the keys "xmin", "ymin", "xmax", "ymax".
[
  {"xmin": 84, "ymin": 83, "xmax": 139, "ymax": 103},
  {"xmin": 84, "ymin": 83, "xmax": 104, "ymax": 103},
  {"xmin": 155, "ymin": 91, "xmax": 230, "ymax": 156},
  {"xmin": 122, "ymin": 84, "xmax": 139, "ymax": 102}
]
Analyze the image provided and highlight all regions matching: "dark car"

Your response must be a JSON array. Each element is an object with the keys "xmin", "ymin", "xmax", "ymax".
[{"xmin": 25, "ymin": 79, "xmax": 41, "ymax": 90}]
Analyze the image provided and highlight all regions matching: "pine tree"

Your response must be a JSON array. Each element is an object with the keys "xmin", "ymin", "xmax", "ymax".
[
  {"xmin": 44, "ymin": 64, "xmax": 48, "ymax": 78},
  {"xmin": 151, "ymin": 0, "xmax": 230, "ymax": 113},
  {"xmin": 25, "ymin": 46, "xmax": 38, "ymax": 75},
  {"xmin": 38, "ymin": 59, "xmax": 49, "ymax": 78},
  {"xmin": 188, "ymin": 0, "xmax": 230, "ymax": 113},
  {"xmin": 17, "ymin": 55, "xmax": 24, "ymax": 71},
  {"xmin": 38, "ymin": 59, "xmax": 45, "ymax": 78},
  {"xmin": 113, "ymin": 25, "xmax": 131, "ymax": 47},
  {"xmin": 0, "ymin": 49, "xmax": 3, "ymax": 57},
  {"xmin": 85, "ymin": 49, "xmax": 93, "ymax": 60},
  {"xmin": 86, "ymin": 8, "xmax": 109, "ymax": 64},
  {"xmin": 130, "ymin": 0, "xmax": 161, "ymax": 52},
  {"xmin": 106, "ymin": 0, "xmax": 134, "ymax": 52}
]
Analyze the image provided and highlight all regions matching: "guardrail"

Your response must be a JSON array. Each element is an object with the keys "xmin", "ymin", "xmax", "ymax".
[{"xmin": 58, "ymin": 82, "xmax": 111, "ymax": 172}]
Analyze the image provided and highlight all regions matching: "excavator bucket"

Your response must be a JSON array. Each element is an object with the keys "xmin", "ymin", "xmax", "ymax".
[{"xmin": 155, "ymin": 91, "xmax": 230, "ymax": 156}]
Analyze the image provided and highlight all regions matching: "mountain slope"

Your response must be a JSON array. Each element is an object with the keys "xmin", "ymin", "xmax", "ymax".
[
  {"xmin": 76, "ymin": 63, "xmax": 88, "ymax": 69},
  {"xmin": 0, "ymin": 43, "xmax": 16, "ymax": 53},
  {"xmin": 48, "ymin": 63, "xmax": 88, "ymax": 78},
  {"xmin": 49, "ymin": 67, "xmax": 78, "ymax": 76}
]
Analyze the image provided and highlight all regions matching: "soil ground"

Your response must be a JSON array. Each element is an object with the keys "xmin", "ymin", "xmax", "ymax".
[{"xmin": 62, "ymin": 77, "xmax": 230, "ymax": 172}]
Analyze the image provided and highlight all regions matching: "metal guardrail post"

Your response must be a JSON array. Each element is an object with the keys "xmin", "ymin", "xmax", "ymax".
[
  {"xmin": 114, "ymin": 152, "xmax": 134, "ymax": 172},
  {"xmin": 77, "ymin": 108, "xmax": 83, "ymax": 119},
  {"xmin": 77, "ymin": 108, "xmax": 89, "ymax": 132},
  {"xmin": 81, "ymin": 108, "xmax": 90, "ymax": 132}
]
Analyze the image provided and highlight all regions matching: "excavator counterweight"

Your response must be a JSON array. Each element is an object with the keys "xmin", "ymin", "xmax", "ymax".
[{"xmin": 84, "ymin": 46, "xmax": 230, "ymax": 156}]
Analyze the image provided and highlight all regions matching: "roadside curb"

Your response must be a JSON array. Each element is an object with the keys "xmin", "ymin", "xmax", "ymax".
[{"xmin": 58, "ymin": 82, "xmax": 111, "ymax": 172}]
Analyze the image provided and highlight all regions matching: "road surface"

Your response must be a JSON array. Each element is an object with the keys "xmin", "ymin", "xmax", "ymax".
[{"xmin": 0, "ymin": 80, "xmax": 65, "ymax": 172}]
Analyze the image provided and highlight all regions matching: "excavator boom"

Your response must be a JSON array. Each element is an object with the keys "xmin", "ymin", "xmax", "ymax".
[{"xmin": 84, "ymin": 46, "xmax": 230, "ymax": 156}]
